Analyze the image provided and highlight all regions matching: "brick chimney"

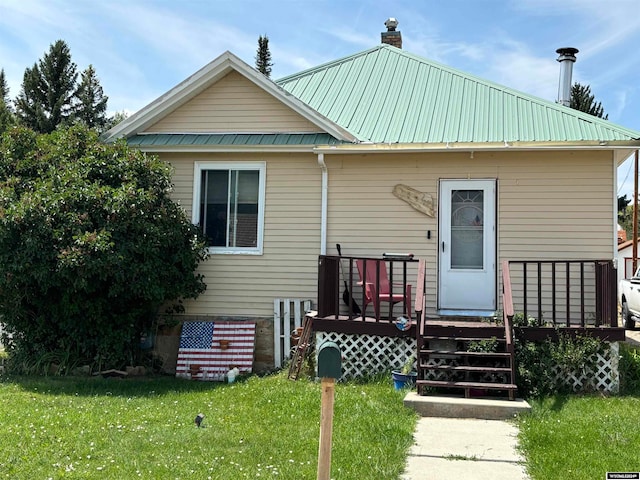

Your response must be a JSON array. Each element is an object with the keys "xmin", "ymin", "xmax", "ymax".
[{"xmin": 381, "ymin": 18, "xmax": 402, "ymax": 49}]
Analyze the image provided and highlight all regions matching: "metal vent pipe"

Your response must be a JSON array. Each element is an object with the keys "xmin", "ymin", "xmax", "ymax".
[{"xmin": 556, "ymin": 47, "xmax": 579, "ymax": 106}]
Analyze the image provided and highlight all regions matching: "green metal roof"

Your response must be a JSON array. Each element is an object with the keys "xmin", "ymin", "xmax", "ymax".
[
  {"xmin": 126, "ymin": 133, "xmax": 344, "ymax": 147},
  {"xmin": 277, "ymin": 45, "xmax": 640, "ymax": 145}
]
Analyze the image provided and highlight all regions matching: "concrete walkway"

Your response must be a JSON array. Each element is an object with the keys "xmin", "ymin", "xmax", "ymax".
[
  {"xmin": 626, "ymin": 328, "xmax": 640, "ymax": 347},
  {"xmin": 399, "ymin": 327, "xmax": 640, "ymax": 479},
  {"xmin": 401, "ymin": 417, "xmax": 529, "ymax": 480}
]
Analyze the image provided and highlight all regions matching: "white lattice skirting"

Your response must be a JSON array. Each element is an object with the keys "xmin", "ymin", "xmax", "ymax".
[
  {"xmin": 551, "ymin": 342, "xmax": 620, "ymax": 394},
  {"xmin": 315, "ymin": 332, "xmax": 416, "ymax": 381},
  {"xmin": 314, "ymin": 332, "xmax": 620, "ymax": 393}
]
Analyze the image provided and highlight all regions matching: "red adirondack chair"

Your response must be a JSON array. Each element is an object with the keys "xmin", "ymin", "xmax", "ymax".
[{"xmin": 356, "ymin": 259, "xmax": 412, "ymax": 320}]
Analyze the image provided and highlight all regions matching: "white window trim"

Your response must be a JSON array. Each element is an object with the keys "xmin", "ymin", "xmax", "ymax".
[{"xmin": 192, "ymin": 161, "xmax": 266, "ymax": 255}]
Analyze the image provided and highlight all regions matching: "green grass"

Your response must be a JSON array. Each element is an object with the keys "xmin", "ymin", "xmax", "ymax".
[
  {"xmin": 517, "ymin": 395, "xmax": 640, "ymax": 479},
  {"xmin": 0, "ymin": 372, "xmax": 417, "ymax": 479},
  {"xmin": 516, "ymin": 342, "xmax": 640, "ymax": 479}
]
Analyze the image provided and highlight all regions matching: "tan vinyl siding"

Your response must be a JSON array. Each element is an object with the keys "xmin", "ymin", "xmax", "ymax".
[
  {"xmin": 324, "ymin": 150, "xmax": 614, "ymax": 316},
  {"xmin": 160, "ymin": 152, "xmax": 322, "ymax": 317},
  {"xmin": 157, "ymin": 149, "xmax": 613, "ymax": 319},
  {"xmin": 146, "ymin": 71, "xmax": 322, "ymax": 134},
  {"xmin": 498, "ymin": 151, "xmax": 613, "ymax": 258}
]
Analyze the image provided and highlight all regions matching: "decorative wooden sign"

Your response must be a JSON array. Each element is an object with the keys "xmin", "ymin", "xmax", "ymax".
[{"xmin": 392, "ymin": 184, "xmax": 434, "ymax": 217}]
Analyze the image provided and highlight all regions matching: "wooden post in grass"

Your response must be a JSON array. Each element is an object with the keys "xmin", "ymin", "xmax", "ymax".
[
  {"xmin": 316, "ymin": 341, "xmax": 342, "ymax": 480},
  {"xmin": 317, "ymin": 377, "xmax": 335, "ymax": 480}
]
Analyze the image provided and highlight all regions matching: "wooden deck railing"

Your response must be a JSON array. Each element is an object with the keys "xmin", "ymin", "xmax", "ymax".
[
  {"xmin": 317, "ymin": 255, "xmax": 418, "ymax": 322},
  {"xmin": 506, "ymin": 260, "xmax": 617, "ymax": 328}
]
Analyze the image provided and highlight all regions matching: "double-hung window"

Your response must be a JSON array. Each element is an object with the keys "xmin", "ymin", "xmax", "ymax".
[{"xmin": 193, "ymin": 162, "xmax": 266, "ymax": 254}]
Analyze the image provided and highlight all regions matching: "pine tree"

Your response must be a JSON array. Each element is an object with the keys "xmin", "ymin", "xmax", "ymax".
[
  {"xmin": 0, "ymin": 69, "xmax": 10, "ymax": 105},
  {"xmin": 255, "ymin": 35, "xmax": 273, "ymax": 78},
  {"xmin": 569, "ymin": 83, "xmax": 608, "ymax": 120},
  {"xmin": 75, "ymin": 65, "xmax": 108, "ymax": 130},
  {"xmin": 15, "ymin": 40, "xmax": 78, "ymax": 133},
  {"xmin": 0, "ymin": 68, "xmax": 15, "ymax": 134}
]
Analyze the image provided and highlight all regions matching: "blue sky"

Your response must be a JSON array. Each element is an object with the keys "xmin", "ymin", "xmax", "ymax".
[{"xmin": 1, "ymin": 0, "xmax": 639, "ymax": 196}]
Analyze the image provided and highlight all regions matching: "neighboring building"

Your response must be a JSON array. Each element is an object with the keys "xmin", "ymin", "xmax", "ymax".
[
  {"xmin": 104, "ymin": 22, "xmax": 640, "ymax": 371},
  {"xmin": 618, "ymin": 238, "xmax": 640, "ymax": 284},
  {"xmin": 618, "ymin": 224, "xmax": 627, "ymax": 244}
]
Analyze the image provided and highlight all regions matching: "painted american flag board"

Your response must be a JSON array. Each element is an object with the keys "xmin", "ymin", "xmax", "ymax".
[{"xmin": 176, "ymin": 321, "xmax": 256, "ymax": 381}]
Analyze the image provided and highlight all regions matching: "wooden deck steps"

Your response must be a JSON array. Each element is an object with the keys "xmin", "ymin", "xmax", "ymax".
[
  {"xmin": 418, "ymin": 380, "xmax": 518, "ymax": 392},
  {"xmin": 424, "ymin": 365, "xmax": 511, "ymax": 373},
  {"xmin": 416, "ymin": 323, "xmax": 517, "ymax": 400}
]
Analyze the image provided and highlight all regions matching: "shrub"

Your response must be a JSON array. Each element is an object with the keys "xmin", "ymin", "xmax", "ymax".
[
  {"xmin": 515, "ymin": 333, "xmax": 606, "ymax": 398},
  {"xmin": 619, "ymin": 343, "xmax": 640, "ymax": 395},
  {"xmin": 0, "ymin": 125, "xmax": 207, "ymax": 372},
  {"xmin": 467, "ymin": 337, "xmax": 498, "ymax": 353}
]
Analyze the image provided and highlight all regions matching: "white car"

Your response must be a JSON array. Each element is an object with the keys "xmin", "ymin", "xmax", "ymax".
[{"xmin": 619, "ymin": 268, "xmax": 640, "ymax": 329}]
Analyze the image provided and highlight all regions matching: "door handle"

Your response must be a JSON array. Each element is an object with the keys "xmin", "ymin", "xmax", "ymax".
[{"xmin": 442, "ymin": 241, "xmax": 445, "ymax": 252}]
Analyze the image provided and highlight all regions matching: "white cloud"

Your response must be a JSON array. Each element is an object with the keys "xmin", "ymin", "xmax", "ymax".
[
  {"xmin": 407, "ymin": 31, "xmax": 560, "ymax": 102},
  {"xmin": 322, "ymin": 28, "xmax": 373, "ymax": 49},
  {"xmin": 485, "ymin": 49, "xmax": 558, "ymax": 101},
  {"xmin": 95, "ymin": 2, "xmax": 256, "ymax": 69}
]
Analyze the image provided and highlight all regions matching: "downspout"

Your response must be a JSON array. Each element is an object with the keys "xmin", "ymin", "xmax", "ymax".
[
  {"xmin": 634, "ymin": 150, "xmax": 639, "ymax": 274},
  {"xmin": 318, "ymin": 153, "xmax": 328, "ymax": 255}
]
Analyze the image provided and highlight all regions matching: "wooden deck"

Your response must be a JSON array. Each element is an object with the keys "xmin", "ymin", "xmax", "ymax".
[
  {"xmin": 311, "ymin": 315, "xmax": 625, "ymax": 342},
  {"xmin": 309, "ymin": 255, "xmax": 625, "ymax": 399}
]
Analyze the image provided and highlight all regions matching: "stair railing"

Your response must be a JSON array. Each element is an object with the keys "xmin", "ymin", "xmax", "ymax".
[
  {"xmin": 415, "ymin": 259, "xmax": 427, "ymax": 393},
  {"xmin": 415, "ymin": 259, "xmax": 427, "ymax": 334},
  {"xmin": 501, "ymin": 260, "xmax": 517, "ymax": 400}
]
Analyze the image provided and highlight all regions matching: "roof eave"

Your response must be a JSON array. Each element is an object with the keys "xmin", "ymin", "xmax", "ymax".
[
  {"xmin": 314, "ymin": 140, "xmax": 640, "ymax": 154},
  {"xmin": 130, "ymin": 144, "xmax": 328, "ymax": 154},
  {"xmin": 101, "ymin": 51, "xmax": 358, "ymax": 144}
]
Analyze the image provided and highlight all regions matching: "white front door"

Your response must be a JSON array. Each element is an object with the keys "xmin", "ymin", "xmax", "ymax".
[{"xmin": 438, "ymin": 179, "xmax": 496, "ymax": 313}]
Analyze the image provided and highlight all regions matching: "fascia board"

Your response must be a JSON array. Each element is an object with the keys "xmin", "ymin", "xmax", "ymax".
[
  {"xmin": 102, "ymin": 52, "xmax": 238, "ymax": 142},
  {"xmin": 314, "ymin": 141, "xmax": 640, "ymax": 154}
]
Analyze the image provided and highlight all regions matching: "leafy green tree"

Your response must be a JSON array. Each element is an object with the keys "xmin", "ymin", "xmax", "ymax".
[
  {"xmin": 569, "ymin": 83, "xmax": 608, "ymax": 119},
  {"xmin": 0, "ymin": 69, "xmax": 14, "ymax": 134},
  {"xmin": 255, "ymin": 35, "xmax": 274, "ymax": 78},
  {"xmin": 75, "ymin": 64, "xmax": 108, "ymax": 130},
  {"xmin": 14, "ymin": 40, "xmax": 78, "ymax": 133},
  {"xmin": 619, "ymin": 194, "xmax": 632, "ymax": 212},
  {"xmin": 619, "ymin": 194, "xmax": 632, "ymax": 224},
  {"xmin": 0, "ymin": 125, "xmax": 208, "ymax": 372},
  {"xmin": 103, "ymin": 110, "xmax": 129, "ymax": 132}
]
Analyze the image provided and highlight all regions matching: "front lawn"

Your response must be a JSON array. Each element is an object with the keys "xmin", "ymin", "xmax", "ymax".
[
  {"xmin": 517, "ymin": 395, "xmax": 640, "ymax": 479},
  {"xmin": 0, "ymin": 373, "xmax": 416, "ymax": 479}
]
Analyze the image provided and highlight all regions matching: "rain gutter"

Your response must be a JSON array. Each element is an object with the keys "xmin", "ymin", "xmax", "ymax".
[
  {"xmin": 313, "ymin": 140, "xmax": 640, "ymax": 154},
  {"xmin": 317, "ymin": 153, "xmax": 328, "ymax": 255}
]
